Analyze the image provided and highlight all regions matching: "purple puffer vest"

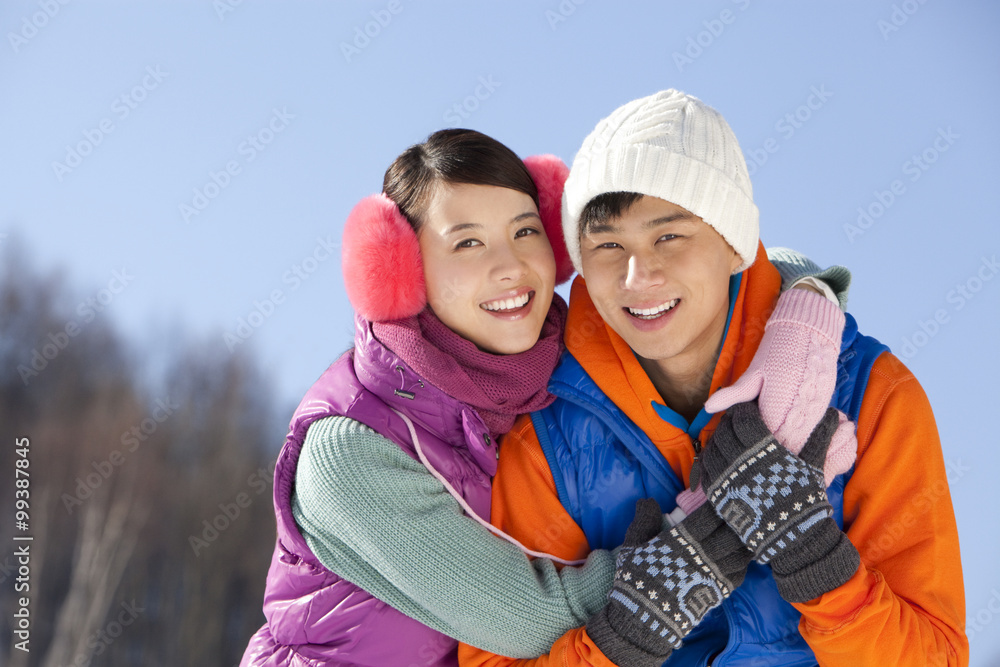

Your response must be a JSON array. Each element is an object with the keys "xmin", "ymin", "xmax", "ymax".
[{"xmin": 240, "ymin": 314, "xmax": 498, "ymax": 666}]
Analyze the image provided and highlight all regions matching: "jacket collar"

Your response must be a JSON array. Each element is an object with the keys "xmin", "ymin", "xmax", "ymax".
[{"xmin": 352, "ymin": 314, "xmax": 498, "ymax": 475}]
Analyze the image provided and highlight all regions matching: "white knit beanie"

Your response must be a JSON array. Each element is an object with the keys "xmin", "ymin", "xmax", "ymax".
[{"xmin": 562, "ymin": 89, "xmax": 759, "ymax": 274}]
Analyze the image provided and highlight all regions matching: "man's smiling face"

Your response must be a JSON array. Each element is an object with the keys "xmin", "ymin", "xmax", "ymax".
[{"xmin": 579, "ymin": 194, "xmax": 742, "ymax": 371}]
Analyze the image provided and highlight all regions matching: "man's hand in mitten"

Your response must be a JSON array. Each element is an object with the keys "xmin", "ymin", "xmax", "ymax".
[{"xmin": 696, "ymin": 401, "xmax": 860, "ymax": 603}]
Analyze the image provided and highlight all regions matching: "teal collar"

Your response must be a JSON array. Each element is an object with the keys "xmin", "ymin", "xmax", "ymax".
[{"xmin": 649, "ymin": 272, "xmax": 742, "ymax": 439}]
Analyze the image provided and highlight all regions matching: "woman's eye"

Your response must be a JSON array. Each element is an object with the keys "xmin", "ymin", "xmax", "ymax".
[
  {"xmin": 515, "ymin": 227, "xmax": 540, "ymax": 238},
  {"xmin": 455, "ymin": 239, "xmax": 483, "ymax": 249}
]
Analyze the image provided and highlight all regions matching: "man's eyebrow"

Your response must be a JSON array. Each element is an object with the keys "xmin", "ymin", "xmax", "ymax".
[
  {"xmin": 643, "ymin": 212, "xmax": 696, "ymax": 229},
  {"xmin": 585, "ymin": 221, "xmax": 621, "ymax": 235},
  {"xmin": 586, "ymin": 212, "xmax": 694, "ymax": 235}
]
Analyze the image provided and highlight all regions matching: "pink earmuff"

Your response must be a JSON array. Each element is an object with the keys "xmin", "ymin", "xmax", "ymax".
[
  {"xmin": 341, "ymin": 194, "xmax": 427, "ymax": 322},
  {"xmin": 341, "ymin": 155, "xmax": 574, "ymax": 322},
  {"xmin": 522, "ymin": 154, "xmax": 574, "ymax": 286}
]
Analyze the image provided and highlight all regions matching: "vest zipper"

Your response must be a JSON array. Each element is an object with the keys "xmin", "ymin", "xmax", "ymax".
[{"xmin": 393, "ymin": 365, "xmax": 423, "ymax": 399}]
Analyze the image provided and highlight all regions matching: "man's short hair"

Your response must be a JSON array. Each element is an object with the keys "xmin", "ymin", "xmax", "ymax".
[{"xmin": 579, "ymin": 191, "xmax": 643, "ymax": 235}]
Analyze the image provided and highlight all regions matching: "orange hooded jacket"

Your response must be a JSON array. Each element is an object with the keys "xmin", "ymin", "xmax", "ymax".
[{"xmin": 460, "ymin": 244, "xmax": 968, "ymax": 666}]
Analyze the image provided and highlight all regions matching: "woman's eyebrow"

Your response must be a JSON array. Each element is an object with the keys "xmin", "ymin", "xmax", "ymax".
[
  {"xmin": 444, "ymin": 222, "xmax": 483, "ymax": 235},
  {"xmin": 510, "ymin": 211, "xmax": 541, "ymax": 223},
  {"xmin": 446, "ymin": 212, "xmax": 539, "ymax": 235}
]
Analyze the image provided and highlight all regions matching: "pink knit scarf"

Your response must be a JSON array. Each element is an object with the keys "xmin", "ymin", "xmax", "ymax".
[{"xmin": 372, "ymin": 295, "xmax": 567, "ymax": 439}]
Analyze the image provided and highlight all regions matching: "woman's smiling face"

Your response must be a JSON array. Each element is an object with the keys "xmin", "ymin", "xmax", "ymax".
[{"xmin": 417, "ymin": 181, "xmax": 556, "ymax": 355}]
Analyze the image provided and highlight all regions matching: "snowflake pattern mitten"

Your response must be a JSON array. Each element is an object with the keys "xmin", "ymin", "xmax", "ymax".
[
  {"xmin": 586, "ymin": 499, "xmax": 751, "ymax": 665},
  {"xmin": 697, "ymin": 400, "xmax": 860, "ymax": 602}
]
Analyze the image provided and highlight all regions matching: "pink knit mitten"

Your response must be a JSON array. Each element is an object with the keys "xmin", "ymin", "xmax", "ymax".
[
  {"xmin": 705, "ymin": 288, "xmax": 854, "ymax": 485},
  {"xmin": 675, "ymin": 289, "xmax": 853, "ymax": 517}
]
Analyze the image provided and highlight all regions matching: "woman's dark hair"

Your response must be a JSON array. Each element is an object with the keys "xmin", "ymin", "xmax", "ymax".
[{"xmin": 382, "ymin": 129, "xmax": 538, "ymax": 232}]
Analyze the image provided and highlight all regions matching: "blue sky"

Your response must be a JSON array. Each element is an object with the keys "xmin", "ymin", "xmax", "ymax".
[{"xmin": 3, "ymin": 1, "xmax": 999, "ymax": 662}]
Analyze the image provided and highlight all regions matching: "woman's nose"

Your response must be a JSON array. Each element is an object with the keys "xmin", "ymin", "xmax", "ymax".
[{"xmin": 489, "ymin": 242, "xmax": 529, "ymax": 282}]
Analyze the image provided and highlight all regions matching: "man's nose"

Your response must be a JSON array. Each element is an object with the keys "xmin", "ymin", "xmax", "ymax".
[{"xmin": 624, "ymin": 253, "xmax": 663, "ymax": 291}]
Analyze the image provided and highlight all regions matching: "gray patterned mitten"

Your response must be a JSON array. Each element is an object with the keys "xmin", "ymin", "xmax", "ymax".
[
  {"xmin": 697, "ymin": 400, "xmax": 860, "ymax": 603},
  {"xmin": 586, "ymin": 499, "xmax": 751, "ymax": 666}
]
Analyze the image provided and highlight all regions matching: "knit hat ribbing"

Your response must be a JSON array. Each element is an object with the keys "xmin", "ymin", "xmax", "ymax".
[{"xmin": 562, "ymin": 89, "xmax": 759, "ymax": 275}]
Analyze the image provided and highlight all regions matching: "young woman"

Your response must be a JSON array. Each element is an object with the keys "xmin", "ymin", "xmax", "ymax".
[{"xmin": 240, "ymin": 129, "xmax": 853, "ymax": 666}]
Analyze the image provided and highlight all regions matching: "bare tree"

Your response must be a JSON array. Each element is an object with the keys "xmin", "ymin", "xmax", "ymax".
[{"xmin": 1, "ymin": 237, "xmax": 281, "ymax": 666}]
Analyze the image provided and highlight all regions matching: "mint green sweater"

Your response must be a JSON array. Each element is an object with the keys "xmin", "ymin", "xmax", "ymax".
[{"xmin": 292, "ymin": 415, "xmax": 617, "ymax": 657}]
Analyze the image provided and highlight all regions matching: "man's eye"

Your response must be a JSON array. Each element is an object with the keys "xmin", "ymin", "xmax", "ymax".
[
  {"xmin": 598, "ymin": 242, "xmax": 621, "ymax": 250},
  {"xmin": 658, "ymin": 234, "xmax": 679, "ymax": 242}
]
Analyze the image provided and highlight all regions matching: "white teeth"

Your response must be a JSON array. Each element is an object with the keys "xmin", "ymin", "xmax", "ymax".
[
  {"xmin": 628, "ymin": 299, "xmax": 679, "ymax": 318},
  {"xmin": 482, "ymin": 293, "xmax": 530, "ymax": 311}
]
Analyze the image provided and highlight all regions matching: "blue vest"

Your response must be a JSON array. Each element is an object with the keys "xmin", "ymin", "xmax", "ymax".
[{"xmin": 531, "ymin": 314, "xmax": 889, "ymax": 666}]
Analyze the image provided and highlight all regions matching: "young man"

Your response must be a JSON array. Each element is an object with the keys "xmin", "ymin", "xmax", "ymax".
[{"xmin": 460, "ymin": 90, "xmax": 967, "ymax": 665}]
